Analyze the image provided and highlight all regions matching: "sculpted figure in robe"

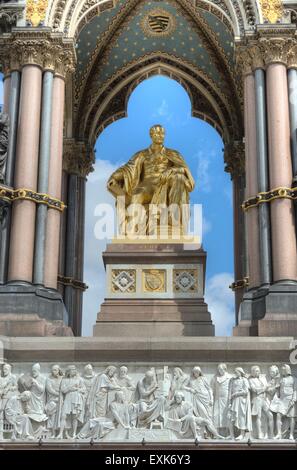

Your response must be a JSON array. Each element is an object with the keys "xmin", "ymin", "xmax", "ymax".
[
  {"xmin": 89, "ymin": 365, "xmax": 122, "ymax": 419},
  {"xmin": 57, "ymin": 365, "xmax": 86, "ymax": 439},
  {"xmin": 249, "ymin": 365, "xmax": 273, "ymax": 439},
  {"xmin": 270, "ymin": 364, "xmax": 297, "ymax": 440},
  {"xmin": 184, "ymin": 367, "xmax": 214, "ymax": 424},
  {"xmin": 45, "ymin": 365, "xmax": 64, "ymax": 438},
  {"xmin": 211, "ymin": 363, "xmax": 232, "ymax": 435},
  {"xmin": 166, "ymin": 391, "xmax": 223, "ymax": 441},
  {"xmin": 107, "ymin": 125, "xmax": 195, "ymax": 236},
  {"xmin": 134, "ymin": 370, "xmax": 166, "ymax": 428},
  {"xmin": 228, "ymin": 367, "xmax": 252, "ymax": 441},
  {"xmin": 18, "ymin": 363, "xmax": 46, "ymax": 423},
  {"xmin": 0, "ymin": 364, "xmax": 18, "ymax": 439}
]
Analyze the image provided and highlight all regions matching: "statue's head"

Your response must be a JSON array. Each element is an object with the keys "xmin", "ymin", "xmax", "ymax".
[
  {"xmin": 281, "ymin": 364, "xmax": 291, "ymax": 376},
  {"xmin": 251, "ymin": 365, "xmax": 261, "ymax": 378},
  {"xmin": 32, "ymin": 363, "xmax": 40, "ymax": 378},
  {"xmin": 3, "ymin": 363, "xmax": 11, "ymax": 376},
  {"xmin": 150, "ymin": 125, "xmax": 165, "ymax": 145}
]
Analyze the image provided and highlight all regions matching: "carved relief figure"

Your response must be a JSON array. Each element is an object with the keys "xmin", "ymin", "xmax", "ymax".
[
  {"xmin": 228, "ymin": 367, "xmax": 252, "ymax": 440},
  {"xmin": 45, "ymin": 365, "xmax": 63, "ymax": 438},
  {"xmin": 211, "ymin": 363, "xmax": 232, "ymax": 434},
  {"xmin": 5, "ymin": 391, "xmax": 35, "ymax": 440},
  {"xmin": 169, "ymin": 367, "xmax": 189, "ymax": 400},
  {"xmin": 18, "ymin": 363, "xmax": 46, "ymax": 423},
  {"xmin": 0, "ymin": 113, "xmax": 9, "ymax": 183},
  {"xmin": 116, "ymin": 366, "xmax": 135, "ymax": 404},
  {"xmin": 184, "ymin": 367, "xmax": 213, "ymax": 422},
  {"xmin": 249, "ymin": 365, "xmax": 273, "ymax": 439},
  {"xmin": 0, "ymin": 364, "xmax": 17, "ymax": 439},
  {"xmin": 89, "ymin": 366, "xmax": 122, "ymax": 419},
  {"xmin": 270, "ymin": 364, "xmax": 297, "ymax": 440},
  {"xmin": 109, "ymin": 391, "xmax": 132, "ymax": 430},
  {"xmin": 134, "ymin": 370, "xmax": 166, "ymax": 428},
  {"xmin": 166, "ymin": 391, "xmax": 223, "ymax": 440},
  {"xmin": 57, "ymin": 365, "xmax": 86, "ymax": 439},
  {"xmin": 83, "ymin": 364, "xmax": 96, "ymax": 420}
]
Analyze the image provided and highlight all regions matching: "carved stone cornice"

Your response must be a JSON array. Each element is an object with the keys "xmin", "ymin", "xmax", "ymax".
[
  {"xmin": 224, "ymin": 141, "xmax": 245, "ymax": 180},
  {"xmin": 0, "ymin": 29, "xmax": 76, "ymax": 77},
  {"xmin": 63, "ymin": 139, "xmax": 95, "ymax": 178},
  {"xmin": 236, "ymin": 29, "xmax": 297, "ymax": 77}
]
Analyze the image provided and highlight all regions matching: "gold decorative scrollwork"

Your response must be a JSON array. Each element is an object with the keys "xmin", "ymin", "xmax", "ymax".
[
  {"xmin": 0, "ymin": 185, "xmax": 66, "ymax": 212},
  {"xmin": 259, "ymin": 0, "xmax": 284, "ymax": 24},
  {"xmin": 242, "ymin": 187, "xmax": 297, "ymax": 212},
  {"xmin": 26, "ymin": 0, "xmax": 49, "ymax": 28},
  {"xmin": 230, "ymin": 278, "xmax": 249, "ymax": 291},
  {"xmin": 58, "ymin": 275, "xmax": 88, "ymax": 291}
]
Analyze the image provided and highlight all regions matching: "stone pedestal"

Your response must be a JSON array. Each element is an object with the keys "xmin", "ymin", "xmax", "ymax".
[
  {"xmin": 234, "ymin": 283, "xmax": 297, "ymax": 337},
  {"xmin": 0, "ymin": 284, "xmax": 72, "ymax": 337},
  {"xmin": 94, "ymin": 242, "xmax": 214, "ymax": 337}
]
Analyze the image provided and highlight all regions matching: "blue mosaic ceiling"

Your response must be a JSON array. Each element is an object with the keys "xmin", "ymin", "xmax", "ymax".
[{"xmin": 75, "ymin": 0, "xmax": 235, "ymax": 91}]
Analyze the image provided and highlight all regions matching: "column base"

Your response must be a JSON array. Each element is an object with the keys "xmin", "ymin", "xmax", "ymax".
[
  {"xmin": 0, "ymin": 283, "xmax": 72, "ymax": 337},
  {"xmin": 236, "ymin": 282, "xmax": 297, "ymax": 337}
]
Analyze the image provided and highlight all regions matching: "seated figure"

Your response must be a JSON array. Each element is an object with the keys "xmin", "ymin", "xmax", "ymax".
[{"xmin": 107, "ymin": 125, "xmax": 195, "ymax": 236}]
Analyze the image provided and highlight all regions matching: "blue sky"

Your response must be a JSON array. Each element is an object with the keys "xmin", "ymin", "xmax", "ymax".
[{"xmin": 0, "ymin": 74, "xmax": 235, "ymax": 336}]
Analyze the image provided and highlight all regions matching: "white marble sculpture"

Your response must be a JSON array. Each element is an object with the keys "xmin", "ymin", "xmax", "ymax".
[
  {"xmin": 45, "ymin": 365, "xmax": 63, "ymax": 438},
  {"xmin": 270, "ymin": 364, "xmax": 297, "ymax": 440},
  {"xmin": 57, "ymin": 365, "xmax": 86, "ymax": 439},
  {"xmin": 249, "ymin": 365, "xmax": 273, "ymax": 439},
  {"xmin": 211, "ymin": 363, "xmax": 232, "ymax": 435},
  {"xmin": 228, "ymin": 367, "xmax": 252, "ymax": 441},
  {"xmin": 0, "ymin": 362, "xmax": 296, "ymax": 442}
]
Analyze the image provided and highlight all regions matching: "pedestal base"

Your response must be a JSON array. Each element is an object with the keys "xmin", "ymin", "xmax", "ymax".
[
  {"xmin": 94, "ymin": 242, "xmax": 215, "ymax": 337},
  {"xmin": 94, "ymin": 299, "xmax": 214, "ymax": 337},
  {"xmin": 235, "ymin": 282, "xmax": 297, "ymax": 337},
  {"xmin": 0, "ymin": 283, "xmax": 72, "ymax": 337}
]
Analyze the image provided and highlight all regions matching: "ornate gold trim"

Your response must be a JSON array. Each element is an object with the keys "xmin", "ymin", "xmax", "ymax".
[
  {"xmin": 230, "ymin": 277, "xmax": 249, "ymax": 291},
  {"xmin": 0, "ymin": 185, "xmax": 66, "ymax": 212},
  {"xmin": 26, "ymin": 0, "xmax": 49, "ymax": 28},
  {"xmin": 242, "ymin": 187, "xmax": 297, "ymax": 212},
  {"xmin": 259, "ymin": 0, "xmax": 283, "ymax": 24},
  {"xmin": 58, "ymin": 275, "xmax": 88, "ymax": 291}
]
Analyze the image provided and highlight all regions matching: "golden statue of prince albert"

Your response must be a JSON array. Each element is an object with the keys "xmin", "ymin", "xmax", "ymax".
[{"xmin": 107, "ymin": 125, "xmax": 195, "ymax": 236}]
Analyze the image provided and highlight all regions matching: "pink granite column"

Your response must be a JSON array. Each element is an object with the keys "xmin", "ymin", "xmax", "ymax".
[
  {"xmin": 266, "ymin": 63, "xmax": 297, "ymax": 281},
  {"xmin": 3, "ymin": 74, "xmax": 11, "ymax": 114},
  {"xmin": 44, "ymin": 75, "xmax": 65, "ymax": 289},
  {"xmin": 244, "ymin": 72, "xmax": 261, "ymax": 288},
  {"xmin": 8, "ymin": 65, "xmax": 42, "ymax": 282}
]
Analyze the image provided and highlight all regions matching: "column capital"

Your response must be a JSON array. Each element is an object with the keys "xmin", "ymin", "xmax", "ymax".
[
  {"xmin": 63, "ymin": 139, "xmax": 95, "ymax": 178},
  {"xmin": 224, "ymin": 141, "xmax": 245, "ymax": 180},
  {"xmin": 0, "ymin": 29, "xmax": 76, "ymax": 77}
]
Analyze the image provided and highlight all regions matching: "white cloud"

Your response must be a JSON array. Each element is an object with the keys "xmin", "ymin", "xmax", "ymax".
[
  {"xmin": 202, "ymin": 216, "xmax": 212, "ymax": 236},
  {"xmin": 82, "ymin": 159, "xmax": 119, "ymax": 336},
  {"xmin": 205, "ymin": 272, "xmax": 235, "ymax": 336},
  {"xmin": 153, "ymin": 99, "xmax": 173, "ymax": 122},
  {"xmin": 196, "ymin": 151, "xmax": 211, "ymax": 193}
]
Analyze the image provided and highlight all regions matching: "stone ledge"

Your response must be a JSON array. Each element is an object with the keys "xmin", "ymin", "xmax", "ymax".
[{"xmin": 0, "ymin": 336, "xmax": 295, "ymax": 363}]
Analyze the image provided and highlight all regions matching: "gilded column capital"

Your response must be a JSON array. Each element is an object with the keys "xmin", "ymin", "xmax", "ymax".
[
  {"xmin": 224, "ymin": 141, "xmax": 245, "ymax": 180},
  {"xmin": 0, "ymin": 30, "xmax": 76, "ymax": 77},
  {"xmin": 235, "ymin": 43, "xmax": 265, "ymax": 77},
  {"xmin": 259, "ymin": 37, "xmax": 296, "ymax": 67},
  {"xmin": 63, "ymin": 139, "xmax": 95, "ymax": 178}
]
